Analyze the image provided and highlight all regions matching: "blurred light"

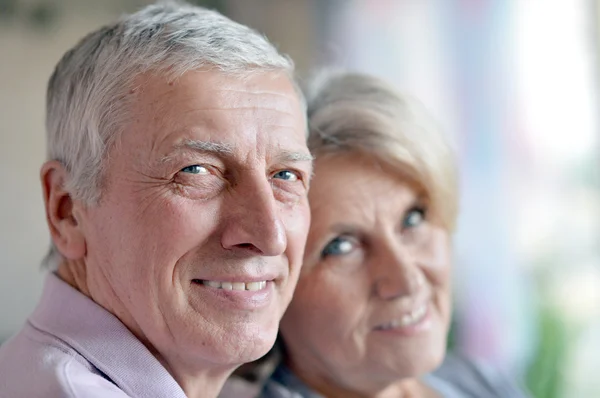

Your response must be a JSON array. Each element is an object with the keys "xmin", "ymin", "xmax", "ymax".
[{"xmin": 514, "ymin": 0, "xmax": 597, "ymax": 166}]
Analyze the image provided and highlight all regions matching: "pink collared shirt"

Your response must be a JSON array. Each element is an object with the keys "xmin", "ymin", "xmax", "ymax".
[{"xmin": 0, "ymin": 273, "xmax": 187, "ymax": 397}]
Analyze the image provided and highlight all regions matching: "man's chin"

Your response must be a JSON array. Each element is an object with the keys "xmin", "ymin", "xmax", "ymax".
[{"xmin": 206, "ymin": 327, "xmax": 278, "ymax": 366}]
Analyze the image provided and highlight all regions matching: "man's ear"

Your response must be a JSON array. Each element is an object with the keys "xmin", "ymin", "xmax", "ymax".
[{"xmin": 41, "ymin": 161, "xmax": 86, "ymax": 260}]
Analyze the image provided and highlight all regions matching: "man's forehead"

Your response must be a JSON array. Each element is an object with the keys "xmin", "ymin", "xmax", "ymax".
[
  {"xmin": 135, "ymin": 70, "xmax": 301, "ymax": 114},
  {"xmin": 124, "ymin": 71, "xmax": 308, "ymax": 166}
]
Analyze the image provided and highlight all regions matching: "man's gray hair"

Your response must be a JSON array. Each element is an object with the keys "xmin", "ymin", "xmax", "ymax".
[{"xmin": 44, "ymin": 1, "xmax": 297, "ymax": 268}]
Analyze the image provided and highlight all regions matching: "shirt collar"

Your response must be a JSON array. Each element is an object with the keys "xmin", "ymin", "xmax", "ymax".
[{"xmin": 29, "ymin": 273, "xmax": 187, "ymax": 397}]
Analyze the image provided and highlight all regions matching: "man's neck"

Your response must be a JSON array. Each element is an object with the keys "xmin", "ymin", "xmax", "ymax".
[
  {"xmin": 56, "ymin": 259, "xmax": 90, "ymax": 296},
  {"xmin": 56, "ymin": 260, "xmax": 237, "ymax": 398},
  {"xmin": 165, "ymin": 359, "xmax": 236, "ymax": 398}
]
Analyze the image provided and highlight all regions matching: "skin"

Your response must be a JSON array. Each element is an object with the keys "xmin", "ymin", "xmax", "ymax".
[
  {"xmin": 280, "ymin": 154, "xmax": 452, "ymax": 398},
  {"xmin": 41, "ymin": 70, "xmax": 312, "ymax": 398}
]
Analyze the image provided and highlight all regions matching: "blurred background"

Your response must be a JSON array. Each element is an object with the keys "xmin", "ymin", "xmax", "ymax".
[{"xmin": 0, "ymin": 1, "xmax": 598, "ymax": 397}]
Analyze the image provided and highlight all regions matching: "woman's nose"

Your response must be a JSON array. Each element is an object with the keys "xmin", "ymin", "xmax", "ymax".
[{"xmin": 372, "ymin": 244, "xmax": 425, "ymax": 300}]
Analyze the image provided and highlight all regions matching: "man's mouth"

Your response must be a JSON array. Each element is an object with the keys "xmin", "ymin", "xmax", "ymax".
[{"xmin": 192, "ymin": 279, "xmax": 268, "ymax": 291}]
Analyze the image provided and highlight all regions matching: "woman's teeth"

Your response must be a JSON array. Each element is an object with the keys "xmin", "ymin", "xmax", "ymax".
[{"xmin": 378, "ymin": 304, "xmax": 428, "ymax": 330}]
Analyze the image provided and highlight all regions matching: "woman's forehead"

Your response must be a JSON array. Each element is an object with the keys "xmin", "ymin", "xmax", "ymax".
[{"xmin": 310, "ymin": 155, "xmax": 422, "ymax": 204}]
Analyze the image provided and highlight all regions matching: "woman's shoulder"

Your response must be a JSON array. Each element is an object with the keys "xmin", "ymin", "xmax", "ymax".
[{"xmin": 425, "ymin": 352, "xmax": 530, "ymax": 398}]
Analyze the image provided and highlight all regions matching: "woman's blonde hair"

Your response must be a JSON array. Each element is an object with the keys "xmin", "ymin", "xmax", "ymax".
[{"xmin": 304, "ymin": 70, "xmax": 459, "ymax": 231}]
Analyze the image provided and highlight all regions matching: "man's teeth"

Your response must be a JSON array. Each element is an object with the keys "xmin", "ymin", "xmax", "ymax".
[
  {"xmin": 379, "ymin": 304, "xmax": 428, "ymax": 330},
  {"xmin": 201, "ymin": 280, "xmax": 267, "ymax": 291}
]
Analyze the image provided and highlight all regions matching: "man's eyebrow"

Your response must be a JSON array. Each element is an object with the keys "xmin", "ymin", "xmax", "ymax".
[
  {"xmin": 276, "ymin": 151, "xmax": 314, "ymax": 163},
  {"xmin": 160, "ymin": 139, "xmax": 234, "ymax": 163}
]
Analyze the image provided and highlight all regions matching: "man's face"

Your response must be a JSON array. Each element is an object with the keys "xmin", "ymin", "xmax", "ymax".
[{"xmin": 78, "ymin": 70, "xmax": 312, "ymax": 367}]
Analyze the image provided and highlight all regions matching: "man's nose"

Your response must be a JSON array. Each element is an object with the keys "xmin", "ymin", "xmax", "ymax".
[{"xmin": 220, "ymin": 176, "xmax": 287, "ymax": 256}]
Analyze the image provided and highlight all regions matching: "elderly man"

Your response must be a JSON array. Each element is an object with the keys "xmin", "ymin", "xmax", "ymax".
[{"xmin": 0, "ymin": 3, "xmax": 312, "ymax": 397}]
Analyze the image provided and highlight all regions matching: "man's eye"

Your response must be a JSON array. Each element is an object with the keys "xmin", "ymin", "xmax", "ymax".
[
  {"xmin": 273, "ymin": 170, "xmax": 299, "ymax": 182},
  {"xmin": 403, "ymin": 207, "xmax": 425, "ymax": 229},
  {"xmin": 180, "ymin": 165, "xmax": 209, "ymax": 175},
  {"xmin": 321, "ymin": 237, "xmax": 354, "ymax": 258}
]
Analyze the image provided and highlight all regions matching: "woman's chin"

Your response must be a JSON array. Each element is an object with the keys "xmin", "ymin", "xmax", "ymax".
[{"xmin": 378, "ymin": 345, "xmax": 447, "ymax": 380}]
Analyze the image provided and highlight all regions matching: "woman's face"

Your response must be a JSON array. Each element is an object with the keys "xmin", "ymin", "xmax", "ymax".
[{"xmin": 280, "ymin": 154, "xmax": 452, "ymax": 395}]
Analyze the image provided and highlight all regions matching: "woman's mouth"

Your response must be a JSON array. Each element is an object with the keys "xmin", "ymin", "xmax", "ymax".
[{"xmin": 374, "ymin": 303, "xmax": 431, "ymax": 333}]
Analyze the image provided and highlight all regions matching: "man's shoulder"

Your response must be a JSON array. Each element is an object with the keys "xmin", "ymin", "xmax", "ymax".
[{"xmin": 0, "ymin": 323, "xmax": 128, "ymax": 398}]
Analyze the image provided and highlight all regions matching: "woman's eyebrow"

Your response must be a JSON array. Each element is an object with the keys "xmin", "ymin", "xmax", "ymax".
[{"xmin": 328, "ymin": 223, "xmax": 361, "ymax": 235}]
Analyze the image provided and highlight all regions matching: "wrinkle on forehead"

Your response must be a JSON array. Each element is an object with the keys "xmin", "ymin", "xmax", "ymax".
[
  {"xmin": 137, "ymin": 70, "xmax": 300, "ymax": 115},
  {"xmin": 124, "ymin": 70, "xmax": 307, "ymax": 165},
  {"xmin": 213, "ymin": 87, "xmax": 297, "ymax": 98},
  {"xmin": 191, "ymin": 93, "xmax": 299, "ymax": 118}
]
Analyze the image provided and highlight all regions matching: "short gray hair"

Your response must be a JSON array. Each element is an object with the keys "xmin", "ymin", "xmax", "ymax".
[
  {"xmin": 304, "ymin": 70, "xmax": 459, "ymax": 231},
  {"xmin": 44, "ymin": 1, "xmax": 298, "ymax": 268}
]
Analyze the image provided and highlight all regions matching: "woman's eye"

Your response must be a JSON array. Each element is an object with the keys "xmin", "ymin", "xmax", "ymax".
[
  {"xmin": 180, "ymin": 165, "xmax": 209, "ymax": 175},
  {"xmin": 321, "ymin": 237, "xmax": 354, "ymax": 258},
  {"xmin": 273, "ymin": 170, "xmax": 299, "ymax": 182},
  {"xmin": 403, "ymin": 207, "xmax": 425, "ymax": 228}
]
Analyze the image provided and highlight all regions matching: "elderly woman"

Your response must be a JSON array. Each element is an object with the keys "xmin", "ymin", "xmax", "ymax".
[{"xmin": 255, "ymin": 71, "xmax": 529, "ymax": 398}]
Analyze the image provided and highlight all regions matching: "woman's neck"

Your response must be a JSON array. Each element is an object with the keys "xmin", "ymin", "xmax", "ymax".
[
  {"xmin": 304, "ymin": 377, "xmax": 432, "ymax": 398},
  {"xmin": 286, "ymin": 357, "xmax": 439, "ymax": 398}
]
